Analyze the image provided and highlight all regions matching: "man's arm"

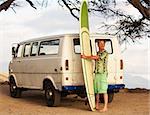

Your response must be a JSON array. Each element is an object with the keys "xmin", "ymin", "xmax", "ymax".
[{"xmin": 81, "ymin": 54, "xmax": 99, "ymax": 60}]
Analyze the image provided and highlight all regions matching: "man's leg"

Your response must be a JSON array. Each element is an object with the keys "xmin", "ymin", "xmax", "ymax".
[
  {"xmin": 100, "ymin": 93, "xmax": 108, "ymax": 112},
  {"xmin": 96, "ymin": 94, "xmax": 99, "ymax": 110},
  {"xmin": 104, "ymin": 93, "xmax": 108, "ymax": 110}
]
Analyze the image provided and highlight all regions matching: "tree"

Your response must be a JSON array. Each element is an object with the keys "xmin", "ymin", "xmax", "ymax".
[
  {"xmin": 58, "ymin": 0, "xmax": 150, "ymax": 44},
  {"xmin": 0, "ymin": 0, "xmax": 149, "ymax": 44}
]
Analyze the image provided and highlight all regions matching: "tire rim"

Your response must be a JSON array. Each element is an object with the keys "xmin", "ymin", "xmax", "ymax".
[
  {"xmin": 10, "ymin": 82, "xmax": 16, "ymax": 92},
  {"xmin": 46, "ymin": 89, "xmax": 53, "ymax": 100}
]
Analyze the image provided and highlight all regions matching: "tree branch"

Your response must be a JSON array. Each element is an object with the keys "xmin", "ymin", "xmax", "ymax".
[
  {"xmin": 0, "ymin": 0, "xmax": 15, "ymax": 12},
  {"xmin": 143, "ymin": 0, "xmax": 150, "ymax": 6},
  {"xmin": 128, "ymin": 0, "xmax": 150, "ymax": 20},
  {"xmin": 0, "ymin": 0, "xmax": 36, "ymax": 12},
  {"xmin": 26, "ymin": 0, "xmax": 36, "ymax": 9},
  {"xmin": 60, "ymin": 0, "xmax": 79, "ymax": 20}
]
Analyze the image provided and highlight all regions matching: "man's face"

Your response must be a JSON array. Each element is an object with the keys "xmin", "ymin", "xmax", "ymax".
[{"xmin": 98, "ymin": 40, "xmax": 105, "ymax": 50}]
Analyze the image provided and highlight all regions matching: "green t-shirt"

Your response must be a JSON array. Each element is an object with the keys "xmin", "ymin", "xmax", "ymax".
[{"xmin": 95, "ymin": 50, "xmax": 108, "ymax": 74}]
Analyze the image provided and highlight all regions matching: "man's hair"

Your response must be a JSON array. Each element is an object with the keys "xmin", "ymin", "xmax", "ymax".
[{"xmin": 97, "ymin": 39, "xmax": 106, "ymax": 44}]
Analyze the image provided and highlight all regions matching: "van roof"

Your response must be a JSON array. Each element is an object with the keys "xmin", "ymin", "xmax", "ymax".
[
  {"xmin": 19, "ymin": 33, "xmax": 116, "ymax": 44},
  {"xmin": 19, "ymin": 33, "xmax": 78, "ymax": 44}
]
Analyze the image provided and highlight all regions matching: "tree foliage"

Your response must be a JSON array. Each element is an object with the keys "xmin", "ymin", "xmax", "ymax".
[
  {"xmin": 0, "ymin": 0, "xmax": 149, "ymax": 44},
  {"xmin": 58, "ymin": 0, "xmax": 150, "ymax": 44}
]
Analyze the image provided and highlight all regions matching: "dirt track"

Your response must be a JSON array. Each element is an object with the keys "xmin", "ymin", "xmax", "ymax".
[{"xmin": 0, "ymin": 84, "xmax": 149, "ymax": 115}]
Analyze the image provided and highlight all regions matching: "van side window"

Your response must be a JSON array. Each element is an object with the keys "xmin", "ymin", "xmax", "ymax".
[
  {"xmin": 17, "ymin": 45, "xmax": 23, "ymax": 57},
  {"xmin": 39, "ymin": 39, "xmax": 60, "ymax": 55},
  {"xmin": 31, "ymin": 42, "xmax": 38, "ymax": 56},
  {"xmin": 95, "ymin": 39, "xmax": 113, "ymax": 54},
  {"xmin": 24, "ymin": 44, "xmax": 31, "ymax": 57},
  {"xmin": 73, "ymin": 39, "xmax": 80, "ymax": 54}
]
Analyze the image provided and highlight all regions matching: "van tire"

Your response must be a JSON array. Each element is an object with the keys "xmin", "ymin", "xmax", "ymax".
[
  {"xmin": 99, "ymin": 93, "xmax": 114, "ymax": 103},
  {"xmin": 9, "ymin": 77, "xmax": 21, "ymax": 98},
  {"xmin": 45, "ymin": 82, "xmax": 60, "ymax": 107}
]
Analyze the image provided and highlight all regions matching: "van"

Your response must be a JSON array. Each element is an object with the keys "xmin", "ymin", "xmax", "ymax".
[{"xmin": 9, "ymin": 33, "xmax": 125, "ymax": 106}]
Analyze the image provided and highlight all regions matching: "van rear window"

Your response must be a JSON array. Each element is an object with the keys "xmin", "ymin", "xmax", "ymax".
[
  {"xmin": 73, "ymin": 38, "xmax": 92, "ymax": 54},
  {"xmin": 39, "ymin": 39, "xmax": 60, "ymax": 55},
  {"xmin": 73, "ymin": 39, "xmax": 81, "ymax": 54},
  {"xmin": 73, "ymin": 39, "xmax": 113, "ymax": 54}
]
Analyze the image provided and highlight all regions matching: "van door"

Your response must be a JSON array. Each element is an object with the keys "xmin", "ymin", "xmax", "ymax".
[
  {"xmin": 37, "ymin": 39, "xmax": 62, "ymax": 89},
  {"xmin": 92, "ymin": 38, "xmax": 116, "ymax": 84}
]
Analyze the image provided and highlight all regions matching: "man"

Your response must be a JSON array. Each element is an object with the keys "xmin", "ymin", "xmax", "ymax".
[{"xmin": 81, "ymin": 40, "xmax": 108, "ymax": 112}]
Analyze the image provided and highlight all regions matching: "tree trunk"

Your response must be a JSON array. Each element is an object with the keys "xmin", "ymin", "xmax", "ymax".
[{"xmin": 128, "ymin": 0, "xmax": 150, "ymax": 20}]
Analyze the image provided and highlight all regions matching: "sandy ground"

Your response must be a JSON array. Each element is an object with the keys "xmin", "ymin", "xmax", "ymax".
[
  {"xmin": 0, "ymin": 73, "xmax": 8, "ymax": 82},
  {"xmin": 0, "ymin": 84, "xmax": 149, "ymax": 115}
]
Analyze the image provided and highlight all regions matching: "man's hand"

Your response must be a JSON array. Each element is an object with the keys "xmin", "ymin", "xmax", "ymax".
[
  {"xmin": 81, "ymin": 54, "xmax": 87, "ymax": 59},
  {"xmin": 94, "ymin": 55, "xmax": 99, "ymax": 60}
]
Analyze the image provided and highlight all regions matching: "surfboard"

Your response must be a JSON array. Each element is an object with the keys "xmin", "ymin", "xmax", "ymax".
[{"xmin": 79, "ymin": 0, "xmax": 95, "ymax": 111}]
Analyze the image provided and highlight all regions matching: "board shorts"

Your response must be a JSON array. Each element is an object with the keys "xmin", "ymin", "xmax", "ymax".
[{"xmin": 94, "ymin": 73, "xmax": 108, "ymax": 94}]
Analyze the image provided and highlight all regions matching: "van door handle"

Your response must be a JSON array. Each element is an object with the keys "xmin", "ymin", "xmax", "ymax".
[
  {"xmin": 60, "ymin": 67, "xmax": 62, "ymax": 71},
  {"xmin": 54, "ymin": 69, "xmax": 57, "ymax": 72},
  {"xmin": 17, "ymin": 61, "xmax": 21, "ymax": 62}
]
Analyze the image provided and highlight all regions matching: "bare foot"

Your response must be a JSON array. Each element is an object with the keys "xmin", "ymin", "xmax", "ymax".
[
  {"xmin": 95, "ymin": 103, "xmax": 99, "ymax": 110},
  {"xmin": 99, "ymin": 108, "xmax": 107, "ymax": 112},
  {"xmin": 96, "ymin": 106, "xmax": 99, "ymax": 110}
]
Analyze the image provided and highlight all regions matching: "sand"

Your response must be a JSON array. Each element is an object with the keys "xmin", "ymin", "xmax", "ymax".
[
  {"xmin": 0, "ymin": 73, "xmax": 8, "ymax": 82},
  {"xmin": 0, "ymin": 84, "xmax": 149, "ymax": 115}
]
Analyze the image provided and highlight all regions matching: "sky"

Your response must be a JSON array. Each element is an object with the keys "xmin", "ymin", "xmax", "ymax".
[{"xmin": 0, "ymin": 0, "xmax": 149, "ymax": 89}]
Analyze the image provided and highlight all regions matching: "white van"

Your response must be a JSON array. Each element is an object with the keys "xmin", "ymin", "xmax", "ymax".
[{"xmin": 9, "ymin": 33, "xmax": 125, "ymax": 106}]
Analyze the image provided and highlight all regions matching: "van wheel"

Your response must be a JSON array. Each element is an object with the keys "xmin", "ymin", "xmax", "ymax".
[
  {"xmin": 45, "ymin": 83, "xmax": 60, "ymax": 107},
  {"xmin": 99, "ymin": 93, "xmax": 114, "ymax": 103},
  {"xmin": 9, "ymin": 77, "xmax": 21, "ymax": 98}
]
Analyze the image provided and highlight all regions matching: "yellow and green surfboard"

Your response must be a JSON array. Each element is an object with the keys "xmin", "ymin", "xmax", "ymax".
[{"xmin": 80, "ymin": 0, "xmax": 96, "ymax": 111}]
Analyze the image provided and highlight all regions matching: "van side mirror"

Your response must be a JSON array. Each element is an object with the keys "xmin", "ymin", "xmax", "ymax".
[{"xmin": 12, "ymin": 43, "xmax": 18, "ymax": 58}]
